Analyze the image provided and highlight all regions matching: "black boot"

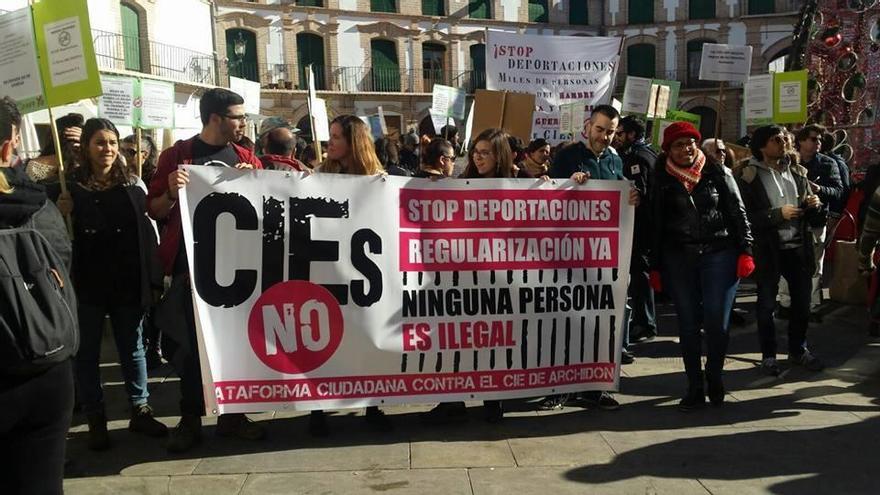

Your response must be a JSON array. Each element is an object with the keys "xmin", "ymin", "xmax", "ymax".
[
  {"xmin": 678, "ymin": 388, "xmax": 706, "ymax": 412},
  {"xmin": 86, "ymin": 410, "xmax": 111, "ymax": 451}
]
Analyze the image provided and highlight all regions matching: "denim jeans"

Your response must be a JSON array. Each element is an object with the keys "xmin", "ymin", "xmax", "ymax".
[
  {"xmin": 756, "ymin": 247, "xmax": 812, "ymax": 359},
  {"xmin": 662, "ymin": 247, "xmax": 739, "ymax": 390},
  {"xmin": 75, "ymin": 304, "xmax": 149, "ymax": 412}
]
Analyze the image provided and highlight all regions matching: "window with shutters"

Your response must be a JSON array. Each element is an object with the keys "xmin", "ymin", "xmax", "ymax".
[
  {"xmin": 371, "ymin": 0, "xmax": 396, "ymax": 13},
  {"xmin": 422, "ymin": 43, "xmax": 446, "ymax": 93},
  {"xmin": 422, "ymin": 0, "xmax": 444, "ymax": 16},
  {"xmin": 121, "ymin": 3, "xmax": 142, "ymax": 72},
  {"xmin": 528, "ymin": 0, "xmax": 548, "ymax": 22},
  {"xmin": 469, "ymin": 44, "xmax": 486, "ymax": 92},
  {"xmin": 569, "ymin": 1, "xmax": 589, "ymax": 25},
  {"xmin": 469, "ymin": 0, "xmax": 491, "ymax": 19},
  {"xmin": 627, "ymin": 44, "xmax": 656, "ymax": 79},
  {"xmin": 296, "ymin": 0, "xmax": 323, "ymax": 6},
  {"xmin": 689, "ymin": 0, "xmax": 715, "ymax": 20},
  {"xmin": 297, "ymin": 33, "xmax": 325, "ymax": 90},
  {"xmin": 371, "ymin": 39, "xmax": 400, "ymax": 92},
  {"xmin": 748, "ymin": 0, "xmax": 774, "ymax": 14},
  {"xmin": 226, "ymin": 29, "xmax": 259, "ymax": 83},
  {"xmin": 687, "ymin": 39, "xmax": 715, "ymax": 87},
  {"xmin": 628, "ymin": 0, "xmax": 653, "ymax": 24}
]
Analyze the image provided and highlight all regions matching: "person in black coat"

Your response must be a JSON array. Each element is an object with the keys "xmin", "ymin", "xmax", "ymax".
[
  {"xmin": 0, "ymin": 97, "xmax": 74, "ymax": 495},
  {"xmin": 649, "ymin": 122, "xmax": 754, "ymax": 411},
  {"xmin": 55, "ymin": 118, "xmax": 167, "ymax": 451}
]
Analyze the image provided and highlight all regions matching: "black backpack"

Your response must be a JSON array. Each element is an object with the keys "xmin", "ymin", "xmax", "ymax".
[{"xmin": 0, "ymin": 227, "xmax": 78, "ymax": 375}]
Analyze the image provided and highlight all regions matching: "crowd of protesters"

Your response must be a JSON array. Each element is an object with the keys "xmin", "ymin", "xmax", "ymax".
[{"xmin": 2, "ymin": 87, "xmax": 878, "ymax": 494}]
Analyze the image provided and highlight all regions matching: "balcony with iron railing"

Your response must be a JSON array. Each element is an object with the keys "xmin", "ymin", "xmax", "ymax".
[
  {"xmin": 219, "ymin": 62, "xmax": 488, "ymax": 94},
  {"xmin": 92, "ymin": 29, "xmax": 218, "ymax": 87}
]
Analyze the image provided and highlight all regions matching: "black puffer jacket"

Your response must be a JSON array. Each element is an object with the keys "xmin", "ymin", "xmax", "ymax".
[{"xmin": 650, "ymin": 154, "xmax": 753, "ymax": 270}]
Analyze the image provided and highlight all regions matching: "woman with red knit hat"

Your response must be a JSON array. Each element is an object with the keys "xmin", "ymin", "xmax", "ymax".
[{"xmin": 649, "ymin": 122, "xmax": 754, "ymax": 411}]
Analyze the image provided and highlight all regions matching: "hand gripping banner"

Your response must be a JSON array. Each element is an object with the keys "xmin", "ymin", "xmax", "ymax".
[{"xmin": 178, "ymin": 167, "xmax": 634, "ymax": 414}]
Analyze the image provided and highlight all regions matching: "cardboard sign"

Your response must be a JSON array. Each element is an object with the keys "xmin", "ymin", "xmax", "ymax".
[
  {"xmin": 698, "ymin": 43, "xmax": 753, "ymax": 83},
  {"xmin": 471, "ymin": 89, "xmax": 536, "ymax": 145},
  {"xmin": 0, "ymin": 8, "xmax": 45, "ymax": 114},
  {"xmin": 230, "ymin": 76, "xmax": 261, "ymax": 115},
  {"xmin": 431, "ymin": 84, "xmax": 467, "ymax": 120},
  {"xmin": 32, "ymin": 0, "xmax": 101, "ymax": 107}
]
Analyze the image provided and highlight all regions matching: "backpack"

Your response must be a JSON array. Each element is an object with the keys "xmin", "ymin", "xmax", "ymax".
[{"xmin": 0, "ymin": 227, "xmax": 78, "ymax": 375}]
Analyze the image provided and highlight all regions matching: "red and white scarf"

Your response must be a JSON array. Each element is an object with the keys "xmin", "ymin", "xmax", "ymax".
[{"xmin": 665, "ymin": 149, "xmax": 706, "ymax": 194}]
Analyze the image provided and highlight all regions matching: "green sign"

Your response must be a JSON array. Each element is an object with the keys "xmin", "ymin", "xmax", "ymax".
[
  {"xmin": 32, "ymin": 0, "xmax": 102, "ymax": 108},
  {"xmin": 651, "ymin": 110, "xmax": 702, "ymax": 152},
  {"xmin": 772, "ymin": 70, "xmax": 808, "ymax": 124}
]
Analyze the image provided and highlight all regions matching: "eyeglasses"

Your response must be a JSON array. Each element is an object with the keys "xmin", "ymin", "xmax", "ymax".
[
  {"xmin": 473, "ymin": 150, "xmax": 493, "ymax": 158},
  {"xmin": 441, "ymin": 154, "xmax": 455, "ymax": 161},
  {"xmin": 222, "ymin": 114, "xmax": 248, "ymax": 122},
  {"xmin": 670, "ymin": 140, "xmax": 696, "ymax": 151}
]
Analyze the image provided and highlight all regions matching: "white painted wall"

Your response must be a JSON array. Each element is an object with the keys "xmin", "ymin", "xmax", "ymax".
[
  {"xmin": 727, "ymin": 22, "xmax": 747, "ymax": 46},
  {"xmin": 151, "ymin": 0, "xmax": 213, "ymax": 54},
  {"xmin": 87, "ymin": 0, "xmax": 119, "ymax": 33},
  {"xmin": 501, "ymin": 0, "xmax": 518, "ymax": 22}
]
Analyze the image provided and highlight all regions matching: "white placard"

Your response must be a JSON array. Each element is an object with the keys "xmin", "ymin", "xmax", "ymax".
[
  {"xmin": 621, "ymin": 77, "xmax": 652, "ymax": 115},
  {"xmin": 139, "ymin": 79, "xmax": 175, "ymax": 129},
  {"xmin": 431, "ymin": 84, "xmax": 467, "ymax": 120},
  {"xmin": 43, "ymin": 16, "xmax": 88, "ymax": 87},
  {"xmin": 97, "ymin": 76, "xmax": 135, "ymax": 126},
  {"xmin": 744, "ymin": 74, "xmax": 774, "ymax": 125},
  {"xmin": 778, "ymin": 81, "xmax": 803, "ymax": 114},
  {"xmin": 430, "ymin": 109, "xmax": 448, "ymax": 136},
  {"xmin": 559, "ymin": 101, "xmax": 587, "ymax": 136},
  {"xmin": 646, "ymin": 84, "xmax": 671, "ymax": 119},
  {"xmin": 229, "ymin": 76, "xmax": 261, "ymax": 115},
  {"xmin": 0, "ymin": 8, "xmax": 44, "ymax": 113},
  {"xmin": 310, "ymin": 97, "xmax": 330, "ymax": 142},
  {"xmin": 463, "ymin": 100, "xmax": 476, "ymax": 151},
  {"xmin": 698, "ymin": 43, "xmax": 753, "ymax": 83}
]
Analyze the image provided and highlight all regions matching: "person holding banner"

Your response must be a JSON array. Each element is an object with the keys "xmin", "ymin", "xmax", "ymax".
[
  {"xmin": 461, "ymin": 128, "xmax": 532, "ymax": 180},
  {"xmin": 147, "ymin": 88, "xmax": 266, "ymax": 453},
  {"xmin": 649, "ymin": 121, "xmax": 754, "ymax": 411},
  {"xmin": 413, "ymin": 137, "xmax": 455, "ymax": 178},
  {"xmin": 53, "ymin": 118, "xmax": 168, "ymax": 449},
  {"xmin": 735, "ymin": 125, "xmax": 826, "ymax": 377},
  {"xmin": 310, "ymin": 114, "xmax": 394, "ymax": 435}
]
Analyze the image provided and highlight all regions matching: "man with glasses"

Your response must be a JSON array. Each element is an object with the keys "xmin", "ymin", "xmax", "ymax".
[
  {"xmin": 147, "ymin": 88, "xmax": 264, "ymax": 453},
  {"xmin": 735, "ymin": 125, "xmax": 826, "ymax": 376},
  {"xmin": 777, "ymin": 125, "xmax": 843, "ymax": 322}
]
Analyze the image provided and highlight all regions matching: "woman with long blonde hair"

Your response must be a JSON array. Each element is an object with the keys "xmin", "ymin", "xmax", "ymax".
[{"xmin": 311, "ymin": 114, "xmax": 393, "ymax": 436}]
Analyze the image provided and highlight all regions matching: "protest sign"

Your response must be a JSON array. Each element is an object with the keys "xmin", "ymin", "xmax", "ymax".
[
  {"xmin": 32, "ymin": 0, "xmax": 101, "ymax": 107},
  {"xmin": 179, "ymin": 169, "xmax": 634, "ymax": 413},
  {"xmin": 621, "ymin": 77, "xmax": 652, "ymax": 115},
  {"xmin": 0, "ymin": 7, "xmax": 45, "ymax": 114},
  {"xmin": 698, "ymin": 43, "xmax": 753, "ymax": 83},
  {"xmin": 98, "ymin": 75, "xmax": 136, "ymax": 126},
  {"xmin": 471, "ymin": 89, "xmax": 536, "ymax": 145},
  {"xmin": 432, "ymin": 84, "xmax": 467, "ymax": 120},
  {"xmin": 559, "ymin": 100, "xmax": 587, "ymax": 136},
  {"xmin": 621, "ymin": 77, "xmax": 680, "ymax": 119},
  {"xmin": 230, "ymin": 76, "xmax": 261, "ymax": 116},
  {"xmin": 463, "ymin": 100, "xmax": 475, "ymax": 151},
  {"xmin": 430, "ymin": 109, "xmax": 448, "ymax": 136},
  {"xmin": 310, "ymin": 97, "xmax": 330, "ymax": 142},
  {"xmin": 138, "ymin": 79, "xmax": 175, "ymax": 129},
  {"xmin": 773, "ymin": 70, "xmax": 808, "ymax": 124},
  {"xmin": 744, "ymin": 74, "xmax": 774, "ymax": 126},
  {"xmin": 486, "ymin": 31, "xmax": 621, "ymax": 143}
]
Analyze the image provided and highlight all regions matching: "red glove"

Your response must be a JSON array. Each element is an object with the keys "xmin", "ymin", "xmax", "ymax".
[
  {"xmin": 649, "ymin": 270, "xmax": 662, "ymax": 293},
  {"xmin": 737, "ymin": 254, "xmax": 755, "ymax": 278}
]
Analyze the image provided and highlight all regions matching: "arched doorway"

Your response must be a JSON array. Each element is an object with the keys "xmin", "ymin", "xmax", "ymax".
[
  {"xmin": 689, "ymin": 106, "xmax": 718, "ymax": 139},
  {"xmin": 297, "ymin": 33, "xmax": 325, "ymax": 90},
  {"xmin": 422, "ymin": 42, "xmax": 446, "ymax": 93},
  {"xmin": 371, "ymin": 39, "xmax": 400, "ymax": 92},
  {"xmin": 120, "ymin": 3, "xmax": 143, "ymax": 71}
]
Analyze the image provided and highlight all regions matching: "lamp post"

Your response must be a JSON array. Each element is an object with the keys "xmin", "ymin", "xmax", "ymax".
[{"xmin": 229, "ymin": 31, "xmax": 248, "ymax": 81}]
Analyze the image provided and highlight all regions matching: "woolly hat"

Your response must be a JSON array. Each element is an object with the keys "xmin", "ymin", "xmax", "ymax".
[{"xmin": 662, "ymin": 121, "xmax": 702, "ymax": 152}]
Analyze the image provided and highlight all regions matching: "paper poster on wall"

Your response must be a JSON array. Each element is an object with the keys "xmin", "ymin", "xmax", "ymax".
[
  {"xmin": 138, "ymin": 79, "xmax": 175, "ymax": 129},
  {"xmin": 744, "ymin": 74, "xmax": 774, "ymax": 126},
  {"xmin": 698, "ymin": 43, "xmax": 753, "ymax": 83},
  {"xmin": 0, "ymin": 8, "xmax": 45, "ymax": 114},
  {"xmin": 32, "ymin": 0, "xmax": 101, "ymax": 107},
  {"xmin": 98, "ymin": 76, "xmax": 136, "ymax": 126},
  {"xmin": 431, "ymin": 84, "xmax": 467, "ymax": 120}
]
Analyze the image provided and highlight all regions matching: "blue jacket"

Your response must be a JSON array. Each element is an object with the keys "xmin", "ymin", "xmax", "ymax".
[{"xmin": 549, "ymin": 142, "xmax": 624, "ymax": 181}]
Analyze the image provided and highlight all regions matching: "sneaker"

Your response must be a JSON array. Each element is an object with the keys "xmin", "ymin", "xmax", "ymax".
[
  {"xmin": 760, "ymin": 357, "xmax": 781, "ymax": 377},
  {"xmin": 129, "ymin": 404, "xmax": 168, "ymax": 437},
  {"xmin": 86, "ymin": 411, "xmax": 111, "ymax": 451},
  {"xmin": 581, "ymin": 391, "xmax": 620, "ymax": 411},
  {"xmin": 621, "ymin": 349, "xmax": 635, "ymax": 364},
  {"xmin": 484, "ymin": 400, "xmax": 504, "ymax": 423},
  {"xmin": 537, "ymin": 394, "xmax": 568, "ymax": 411},
  {"xmin": 364, "ymin": 406, "xmax": 394, "ymax": 432},
  {"xmin": 791, "ymin": 350, "xmax": 825, "ymax": 372},
  {"xmin": 678, "ymin": 389, "xmax": 706, "ymax": 412},
  {"xmin": 167, "ymin": 415, "xmax": 202, "ymax": 453},
  {"xmin": 421, "ymin": 402, "xmax": 468, "ymax": 425},
  {"xmin": 216, "ymin": 413, "xmax": 266, "ymax": 441},
  {"xmin": 309, "ymin": 410, "xmax": 330, "ymax": 437},
  {"xmin": 145, "ymin": 348, "xmax": 163, "ymax": 371}
]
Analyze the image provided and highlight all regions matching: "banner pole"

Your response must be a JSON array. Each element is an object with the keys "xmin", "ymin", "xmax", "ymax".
[
  {"xmin": 715, "ymin": 81, "xmax": 725, "ymax": 138},
  {"xmin": 135, "ymin": 127, "xmax": 143, "ymax": 179},
  {"xmin": 306, "ymin": 64, "xmax": 323, "ymax": 160}
]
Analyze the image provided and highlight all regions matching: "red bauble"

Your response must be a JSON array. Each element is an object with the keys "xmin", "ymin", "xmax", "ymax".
[{"xmin": 824, "ymin": 33, "xmax": 843, "ymax": 47}]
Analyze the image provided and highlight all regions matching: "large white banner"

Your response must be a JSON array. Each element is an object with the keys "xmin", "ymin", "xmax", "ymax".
[
  {"xmin": 180, "ymin": 168, "xmax": 634, "ymax": 414},
  {"xmin": 486, "ymin": 31, "xmax": 622, "ymax": 144}
]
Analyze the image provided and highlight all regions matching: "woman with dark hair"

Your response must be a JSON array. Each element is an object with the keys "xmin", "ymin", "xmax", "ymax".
[
  {"xmin": 650, "ymin": 122, "xmax": 754, "ymax": 411},
  {"xmin": 121, "ymin": 134, "xmax": 159, "ymax": 182},
  {"xmin": 26, "ymin": 113, "xmax": 83, "ymax": 185},
  {"xmin": 374, "ymin": 136, "xmax": 411, "ymax": 176},
  {"xmin": 461, "ymin": 128, "xmax": 532, "ymax": 179},
  {"xmin": 520, "ymin": 138, "xmax": 551, "ymax": 177},
  {"xmin": 56, "ymin": 118, "xmax": 166, "ymax": 450},
  {"xmin": 413, "ymin": 138, "xmax": 455, "ymax": 178},
  {"xmin": 311, "ymin": 114, "xmax": 393, "ymax": 436}
]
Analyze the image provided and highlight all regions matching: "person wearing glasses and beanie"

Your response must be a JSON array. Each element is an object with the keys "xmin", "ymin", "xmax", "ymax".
[
  {"xmin": 735, "ymin": 125, "xmax": 826, "ymax": 377},
  {"xmin": 649, "ymin": 122, "xmax": 754, "ymax": 411},
  {"xmin": 147, "ymin": 88, "xmax": 266, "ymax": 453}
]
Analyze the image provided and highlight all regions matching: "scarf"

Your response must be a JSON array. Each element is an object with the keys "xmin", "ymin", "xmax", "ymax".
[
  {"xmin": 520, "ymin": 155, "xmax": 549, "ymax": 178},
  {"xmin": 0, "ymin": 166, "xmax": 48, "ymax": 228},
  {"xmin": 665, "ymin": 149, "xmax": 706, "ymax": 194}
]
